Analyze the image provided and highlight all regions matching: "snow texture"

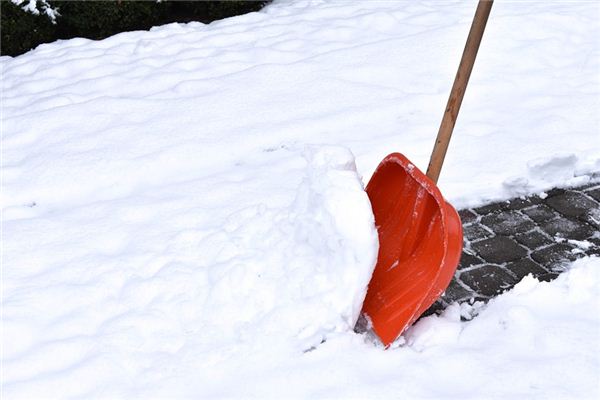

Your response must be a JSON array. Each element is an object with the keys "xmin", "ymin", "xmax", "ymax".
[
  {"xmin": 10, "ymin": 0, "xmax": 58, "ymax": 22},
  {"xmin": 2, "ymin": 0, "xmax": 599, "ymax": 398}
]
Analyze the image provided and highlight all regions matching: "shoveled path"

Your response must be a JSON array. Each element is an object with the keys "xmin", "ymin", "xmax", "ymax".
[{"xmin": 426, "ymin": 181, "xmax": 600, "ymax": 315}]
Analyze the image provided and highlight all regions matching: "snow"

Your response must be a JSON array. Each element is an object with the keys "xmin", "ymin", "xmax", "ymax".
[
  {"xmin": 2, "ymin": 0, "xmax": 599, "ymax": 398},
  {"xmin": 10, "ymin": 0, "xmax": 58, "ymax": 22},
  {"xmin": 2, "ymin": 144, "xmax": 378, "ymax": 397}
]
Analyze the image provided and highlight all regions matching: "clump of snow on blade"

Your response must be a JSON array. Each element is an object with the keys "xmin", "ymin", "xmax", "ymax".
[{"xmin": 204, "ymin": 145, "xmax": 378, "ymax": 350}]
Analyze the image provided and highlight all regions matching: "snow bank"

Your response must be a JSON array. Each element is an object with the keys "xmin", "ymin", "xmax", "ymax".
[
  {"xmin": 2, "ymin": 0, "xmax": 598, "ymax": 210},
  {"xmin": 2, "ymin": 143, "xmax": 378, "ymax": 397},
  {"xmin": 204, "ymin": 256, "xmax": 600, "ymax": 400}
]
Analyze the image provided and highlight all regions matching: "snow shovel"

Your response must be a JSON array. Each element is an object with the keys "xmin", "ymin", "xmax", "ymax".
[{"xmin": 361, "ymin": 0, "xmax": 493, "ymax": 347}]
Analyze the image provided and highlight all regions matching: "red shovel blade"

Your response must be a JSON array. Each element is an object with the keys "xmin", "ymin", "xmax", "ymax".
[{"xmin": 362, "ymin": 153, "xmax": 463, "ymax": 346}]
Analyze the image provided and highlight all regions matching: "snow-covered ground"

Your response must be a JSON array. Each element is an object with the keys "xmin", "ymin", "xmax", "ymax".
[{"xmin": 2, "ymin": 0, "xmax": 599, "ymax": 398}]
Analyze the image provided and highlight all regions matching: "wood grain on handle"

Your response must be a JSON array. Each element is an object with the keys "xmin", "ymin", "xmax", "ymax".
[{"xmin": 426, "ymin": 0, "xmax": 493, "ymax": 183}]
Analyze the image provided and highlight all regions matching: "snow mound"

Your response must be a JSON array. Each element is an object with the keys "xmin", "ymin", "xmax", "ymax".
[
  {"xmin": 200, "ymin": 145, "xmax": 378, "ymax": 350},
  {"xmin": 236, "ymin": 256, "xmax": 600, "ymax": 400},
  {"xmin": 2, "ymin": 143, "xmax": 378, "ymax": 398},
  {"xmin": 3, "ymin": 0, "xmax": 598, "ymax": 211}
]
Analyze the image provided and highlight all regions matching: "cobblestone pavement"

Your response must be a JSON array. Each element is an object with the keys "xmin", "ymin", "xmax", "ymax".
[{"xmin": 426, "ymin": 181, "xmax": 600, "ymax": 315}]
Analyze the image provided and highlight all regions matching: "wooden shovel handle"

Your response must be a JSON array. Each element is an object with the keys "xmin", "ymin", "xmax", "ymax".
[{"xmin": 426, "ymin": 0, "xmax": 493, "ymax": 183}]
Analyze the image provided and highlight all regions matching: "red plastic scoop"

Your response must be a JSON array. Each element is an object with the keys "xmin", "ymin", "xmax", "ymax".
[
  {"xmin": 364, "ymin": 153, "xmax": 463, "ymax": 345},
  {"xmin": 361, "ymin": 1, "xmax": 493, "ymax": 346}
]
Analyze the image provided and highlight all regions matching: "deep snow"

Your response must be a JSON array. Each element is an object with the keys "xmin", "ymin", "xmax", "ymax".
[{"xmin": 2, "ymin": 0, "xmax": 599, "ymax": 398}]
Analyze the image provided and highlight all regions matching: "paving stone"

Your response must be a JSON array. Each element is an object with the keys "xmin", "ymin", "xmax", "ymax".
[
  {"xmin": 458, "ymin": 251, "xmax": 485, "ymax": 269},
  {"xmin": 537, "ymin": 272, "xmax": 560, "ymax": 283},
  {"xmin": 506, "ymin": 195, "xmax": 544, "ymax": 210},
  {"xmin": 470, "ymin": 236, "xmax": 528, "ymax": 264},
  {"xmin": 505, "ymin": 258, "xmax": 549, "ymax": 281},
  {"xmin": 514, "ymin": 229, "xmax": 554, "ymax": 249},
  {"xmin": 589, "ymin": 236, "xmax": 600, "ymax": 247},
  {"xmin": 442, "ymin": 279, "xmax": 473, "ymax": 301},
  {"xmin": 582, "ymin": 208, "xmax": 600, "ymax": 229},
  {"xmin": 585, "ymin": 237, "xmax": 600, "ymax": 256},
  {"xmin": 545, "ymin": 188, "xmax": 566, "ymax": 198},
  {"xmin": 579, "ymin": 181, "xmax": 600, "ymax": 190},
  {"xmin": 585, "ymin": 187, "xmax": 600, "ymax": 202},
  {"xmin": 521, "ymin": 204, "xmax": 559, "ymax": 223},
  {"xmin": 530, "ymin": 243, "xmax": 581, "ymax": 266},
  {"xmin": 459, "ymin": 209, "xmax": 478, "ymax": 224},
  {"xmin": 460, "ymin": 265, "xmax": 518, "ymax": 297},
  {"xmin": 463, "ymin": 223, "xmax": 494, "ymax": 242},
  {"xmin": 466, "ymin": 296, "xmax": 490, "ymax": 305},
  {"xmin": 546, "ymin": 190, "xmax": 599, "ymax": 218},
  {"xmin": 540, "ymin": 217, "xmax": 595, "ymax": 241},
  {"xmin": 480, "ymin": 210, "xmax": 535, "ymax": 236},
  {"xmin": 473, "ymin": 201, "xmax": 510, "ymax": 215},
  {"xmin": 422, "ymin": 300, "xmax": 447, "ymax": 317},
  {"xmin": 589, "ymin": 247, "xmax": 600, "ymax": 257},
  {"xmin": 441, "ymin": 182, "xmax": 599, "ymax": 315}
]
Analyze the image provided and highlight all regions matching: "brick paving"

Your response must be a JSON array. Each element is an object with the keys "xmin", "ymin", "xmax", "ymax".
[{"xmin": 426, "ymin": 181, "xmax": 600, "ymax": 315}]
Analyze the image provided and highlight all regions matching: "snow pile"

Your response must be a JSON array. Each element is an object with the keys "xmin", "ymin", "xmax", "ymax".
[
  {"xmin": 2, "ymin": 0, "xmax": 598, "ymax": 209},
  {"xmin": 195, "ymin": 145, "xmax": 378, "ymax": 349},
  {"xmin": 217, "ymin": 256, "xmax": 599, "ymax": 400},
  {"xmin": 3, "ymin": 144, "xmax": 377, "ymax": 398}
]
